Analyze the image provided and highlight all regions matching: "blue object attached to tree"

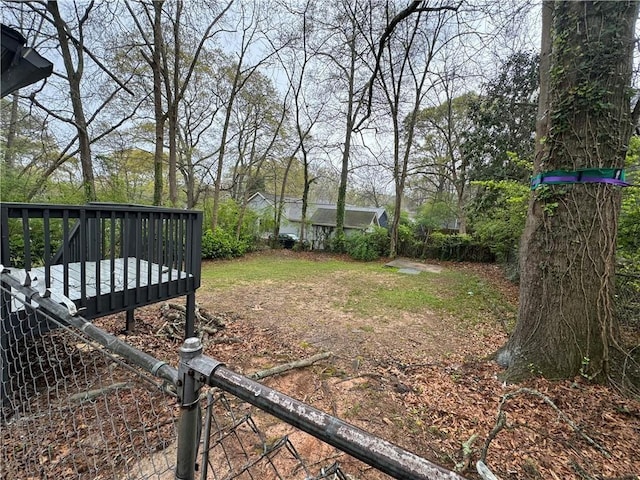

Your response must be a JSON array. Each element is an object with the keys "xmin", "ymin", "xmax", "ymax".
[{"xmin": 530, "ymin": 168, "xmax": 632, "ymax": 190}]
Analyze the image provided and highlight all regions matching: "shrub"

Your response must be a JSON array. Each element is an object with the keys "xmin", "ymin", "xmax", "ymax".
[
  {"xmin": 201, "ymin": 228, "xmax": 248, "ymax": 260},
  {"xmin": 469, "ymin": 179, "xmax": 529, "ymax": 264},
  {"xmin": 423, "ymin": 233, "xmax": 494, "ymax": 262},
  {"xmin": 397, "ymin": 223, "xmax": 421, "ymax": 257},
  {"xmin": 328, "ymin": 232, "xmax": 347, "ymax": 254},
  {"xmin": 343, "ymin": 227, "xmax": 391, "ymax": 261},
  {"xmin": 345, "ymin": 231, "xmax": 380, "ymax": 261},
  {"xmin": 367, "ymin": 226, "xmax": 390, "ymax": 257}
]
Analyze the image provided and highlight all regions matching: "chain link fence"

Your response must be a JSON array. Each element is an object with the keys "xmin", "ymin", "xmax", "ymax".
[
  {"xmin": 1, "ymin": 283, "xmax": 178, "ymax": 479},
  {"xmin": 197, "ymin": 390, "xmax": 349, "ymax": 480},
  {"xmin": 1, "ymin": 274, "xmax": 462, "ymax": 480}
]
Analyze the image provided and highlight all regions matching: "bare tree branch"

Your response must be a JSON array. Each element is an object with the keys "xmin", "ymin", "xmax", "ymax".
[{"xmin": 354, "ymin": 1, "xmax": 461, "ymax": 132}]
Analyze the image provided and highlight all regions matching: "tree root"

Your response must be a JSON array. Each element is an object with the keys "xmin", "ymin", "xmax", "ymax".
[{"xmin": 481, "ymin": 387, "xmax": 610, "ymax": 467}]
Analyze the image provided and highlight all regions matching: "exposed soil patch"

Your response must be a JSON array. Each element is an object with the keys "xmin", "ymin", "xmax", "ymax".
[
  {"xmin": 78, "ymin": 250, "xmax": 639, "ymax": 479},
  {"xmin": 181, "ymin": 251, "xmax": 639, "ymax": 480}
]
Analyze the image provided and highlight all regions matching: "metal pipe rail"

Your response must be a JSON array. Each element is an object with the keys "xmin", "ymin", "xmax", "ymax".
[
  {"xmin": 2, "ymin": 272, "xmax": 467, "ymax": 480},
  {"xmin": 177, "ymin": 336, "xmax": 467, "ymax": 480}
]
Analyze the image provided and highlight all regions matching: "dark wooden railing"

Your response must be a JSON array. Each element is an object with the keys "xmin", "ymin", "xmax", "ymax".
[{"xmin": 1, "ymin": 202, "xmax": 202, "ymax": 326}]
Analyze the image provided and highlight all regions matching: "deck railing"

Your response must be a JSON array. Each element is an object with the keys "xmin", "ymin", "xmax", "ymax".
[{"xmin": 0, "ymin": 202, "xmax": 202, "ymax": 323}]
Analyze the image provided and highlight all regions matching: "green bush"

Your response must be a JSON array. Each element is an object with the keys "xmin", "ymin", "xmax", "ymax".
[
  {"xmin": 397, "ymin": 224, "xmax": 421, "ymax": 257},
  {"xmin": 427, "ymin": 231, "xmax": 449, "ymax": 248},
  {"xmin": 201, "ymin": 228, "xmax": 248, "ymax": 260},
  {"xmin": 202, "ymin": 199, "xmax": 261, "ymax": 255},
  {"xmin": 469, "ymin": 179, "xmax": 529, "ymax": 263},
  {"xmin": 423, "ymin": 233, "xmax": 494, "ymax": 262},
  {"xmin": 328, "ymin": 232, "xmax": 347, "ymax": 254},
  {"xmin": 367, "ymin": 226, "xmax": 390, "ymax": 257},
  {"xmin": 618, "ymin": 137, "xmax": 639, "ymax": 259},
  {"xmin": 293, "ymin": 238, "xmax": 311, "ymax": 251},
  {"xmin": 343, "ymin": 228, "xmax": 389, "ymax": 261},
  {"xmin": 345, "ymin": 231, "xmax": 380, "ymax": 261}
]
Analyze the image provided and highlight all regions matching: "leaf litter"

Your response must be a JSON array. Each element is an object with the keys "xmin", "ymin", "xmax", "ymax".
[{"xmin": 6, "ymin": 250, "xmax": 636, "ymax": 480}]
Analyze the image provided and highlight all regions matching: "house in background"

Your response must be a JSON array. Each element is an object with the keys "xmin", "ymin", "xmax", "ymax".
[
  {"xmin": 246, "ymin": 192, "xmax": 304, "ymax": 238},
  {"xmin": 246, "ymin": 192, "xmax": 388, "ymax": 249},
  {"xmin": 308, "ymin": 206, "xmax": 387, "ymax": 250}
]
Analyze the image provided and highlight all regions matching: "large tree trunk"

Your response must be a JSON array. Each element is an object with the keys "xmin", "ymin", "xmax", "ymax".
[
  {"xmin": 498, "ymin": 1, "xmax": 638, "ymax": 381},
  {"xmin": 336, "ymin": 74, "xmax": 355, "ymax": 249},
  {"xmin": 152, "ymin": 0, "xmax": 165, "ymax": 206},
  {"xmin": 300, "ymin": 144, "xmax": 311, "ymax": 244},
  {"xmin": 47, "ymin": 0, "xmax": 96, "ymax": 202}
]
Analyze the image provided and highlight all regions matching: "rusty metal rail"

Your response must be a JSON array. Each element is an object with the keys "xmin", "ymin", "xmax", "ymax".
[
  {"xmin": 209, "ymin": 362, "xmax": 466, "ymax": 480},
  {"xmin": 176, "ymin": 336, "xmax": 467, "ymax": 480},
  {"xmin": 3, "ymin": 271, "xmax": 467, "ymax": 480}
]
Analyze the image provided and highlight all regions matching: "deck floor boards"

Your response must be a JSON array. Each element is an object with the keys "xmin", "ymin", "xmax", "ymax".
[{"xmin": 8, "ymin": 258, "xmax": 190, "ymax": 312}]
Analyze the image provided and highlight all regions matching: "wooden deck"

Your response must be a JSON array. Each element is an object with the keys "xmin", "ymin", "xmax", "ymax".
[
  {"xmin": 7, "ymin": 258, "xmax": 192, "ymax": 312},
  {"xmin": 1, "ymin": 202, "xmax": 203, "ymax": 405},
  {"xmin": 1, "ymin": 202, "xmax": 202, "ymax": 333}
]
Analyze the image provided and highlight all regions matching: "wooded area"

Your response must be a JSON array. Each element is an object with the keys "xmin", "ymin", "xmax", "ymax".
[{"xmin": 1, "ymin": 1, "xmax": 639, "ymax": 391}]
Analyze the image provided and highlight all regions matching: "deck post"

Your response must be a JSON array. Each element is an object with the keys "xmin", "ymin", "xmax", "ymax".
[
  {"xmin": 125, "ymin": 309, "xmax": 135, "ymax": 333},
  {"xmin": 185, "ymin": 293, "xmax": 195, "ymax": 339}
]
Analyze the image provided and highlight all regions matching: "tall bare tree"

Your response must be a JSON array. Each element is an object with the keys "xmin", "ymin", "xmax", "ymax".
[
  {"xmin": 374, "ymin": 2, "xmax": 461, "ymax": 257},
  {"xmin": 209, "ymin": 0, "xmax": 281, "ymax": 229},
  {"xmin": 12, "ymin": 1, "xmax": 137, "ymax": 202},
  {"xmin": 268, "ymin": 1, "xmax": 325, "ymax": 244},
  {"xmin": 46, "ymin": 1, "xmax": 96, "ymax": 201},
  {"xmin": 123, "ymin": 0, "xmax": 232, "ymax": 206},
  {"xmin": 315, "ymin": 0, "xmax": 376, "ymax": 249},
  {"xmin": 412, "ymin": 86, "xmax": 475, "ymax": 235},
  {"xmin": 122, "ymin": 0, "xmax": 166, "ymax": 205}
]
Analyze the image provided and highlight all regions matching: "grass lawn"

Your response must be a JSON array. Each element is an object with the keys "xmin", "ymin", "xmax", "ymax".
[
  {"xmin": 192, "ymin": 251, "xmax": 640, "ymax": 480},
  {"xmin": 199, "ymin": 251, "xmax": 517, "ymax": 331}
]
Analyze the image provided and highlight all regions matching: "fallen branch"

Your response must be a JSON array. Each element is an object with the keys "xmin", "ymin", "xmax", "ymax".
[
  {"xmin": 200, "ymin": 325, "xmax": 219, "ymax": 335},
  {"xmin": 480, "ymin": 411, "xmax": 506, "ymax": 463},
  {"xmin": 168, "ymin": 302, "xmax": 226, "ymax": 328},
  {"xmin": 69, "ymin": 382, "xmax": 131, "ymax": 403},
  {"xmin": 455, "ymin": 433, "xmax": 479, "ymax": 473},
  {"xmin": 208, "ymin": 337, "xmax": 242, "ymax": 345},
  {"xmin": 158, "ymin": 303, "xmax": 227, "ymax": 339},
  {"xmin": 251, "ymin": 352, "xmax": 333, "ymax": 380},
  {"xmin": 481, "ymin": 387, "xmax": 610, "ymax": 465}
]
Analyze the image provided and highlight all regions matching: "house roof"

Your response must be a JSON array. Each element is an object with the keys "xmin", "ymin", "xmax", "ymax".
[
  {"xmin": 247, "ymin": 192, "xmax": 387, "ymax": 227},
  {"xmin": 247, "ymin": 192, "xmax": 301, "ymax": 207},
  {"xmin": 1, "ymin": 24, "xmax": 53, "ymax": 98},
  {"xmin": 309, "ymin": 207, "xmax": 378, "ymax": 229}
]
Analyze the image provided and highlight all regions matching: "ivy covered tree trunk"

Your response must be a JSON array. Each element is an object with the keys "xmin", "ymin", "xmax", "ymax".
[{"xmin": 498, "ymin": 1, "xmax": 638, "ymax": 381}]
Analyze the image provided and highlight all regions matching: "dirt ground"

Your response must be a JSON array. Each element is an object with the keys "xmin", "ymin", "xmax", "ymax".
[
  {"xmin": 85, "ymin": 250, "xmax": 639, "ymax": 480},
  {"xmin": 176, "ymin": 251, "xmax": 640, "ymax": 480}
]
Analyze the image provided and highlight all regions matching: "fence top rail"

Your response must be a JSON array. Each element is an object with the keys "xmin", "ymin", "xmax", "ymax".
[{"xmin": 1, "ymin": 202, "xmax": 202, "ymax": 217}]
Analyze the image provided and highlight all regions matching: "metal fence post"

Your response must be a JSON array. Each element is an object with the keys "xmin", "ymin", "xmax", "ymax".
[{"xmin": 175, "ymin": 337, "xmax": 204, "ymax": 480}]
